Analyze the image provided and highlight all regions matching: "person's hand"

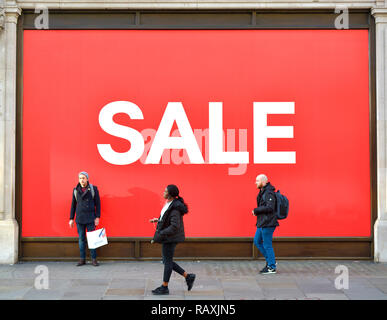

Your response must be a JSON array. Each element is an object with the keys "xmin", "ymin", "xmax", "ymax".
[
  {"xmin": 252, "ymin": 210, "xmax": 255, "ymax": 216},
  {"xmin": 95, "ymin": 217, "xmax": 100, "ymax": 226},
  {"xmin": 69, "ymin": 220, "xmax": 74, "ymax": 228}
]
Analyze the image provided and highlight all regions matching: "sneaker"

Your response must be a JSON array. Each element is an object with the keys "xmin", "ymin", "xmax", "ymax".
[
  {"xmin": 260, "ymin": 262, "xmax": 277, "ymax": 272},
  {"xmin": 259, "ymin": 263, "xmax": 268, "ymax": 273},
  {"xmin": 185, "ymin": 273, "xmax": 196, "ymax": 291},
  {"xmin": 260, "ymin": 266, "xmax": 277, "ymax": 274},
  {"xmin": 152, "ymin": 285, "xmax": 169, "ymax": 295}
]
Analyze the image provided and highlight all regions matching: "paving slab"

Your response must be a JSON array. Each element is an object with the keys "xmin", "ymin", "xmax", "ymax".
[{"xmin": 0, "ymin": 260, "xmax": 386, "ymax": 300}]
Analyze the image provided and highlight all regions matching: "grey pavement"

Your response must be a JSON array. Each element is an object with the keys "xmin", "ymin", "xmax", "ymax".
[{"xmin": 0, "ymin": 260, "xmax": 387, "ymax": 300}]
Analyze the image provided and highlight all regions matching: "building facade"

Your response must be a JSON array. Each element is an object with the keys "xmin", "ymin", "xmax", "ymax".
[{"xmin": 1, "ymin": 0, "xmax": 387, "ymax": 263}]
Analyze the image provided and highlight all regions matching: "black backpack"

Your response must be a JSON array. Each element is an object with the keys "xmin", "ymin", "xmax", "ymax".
[{"xmin": 273, "ymin": 190, "xmax": 289, "ymax": 220}]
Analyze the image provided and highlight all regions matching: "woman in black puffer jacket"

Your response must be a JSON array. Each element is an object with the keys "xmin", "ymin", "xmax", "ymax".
[{"xmin": 150, "ymin": 184, "xmax": 196, "ymax": 295}]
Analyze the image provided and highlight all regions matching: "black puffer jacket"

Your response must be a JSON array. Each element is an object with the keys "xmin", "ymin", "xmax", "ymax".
[
  {"xmin": 254, "ymin": 182, "xmax": 279, "ymax": 228},
  {"xmin": 153, "ymin": 198, "xmax": 188, "ymax": 244}
]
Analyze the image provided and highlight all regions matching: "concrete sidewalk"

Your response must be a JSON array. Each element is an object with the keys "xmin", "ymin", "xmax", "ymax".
[{"xmin": 0, "ymin": 260, "xmax": 387, "ymax": 300}]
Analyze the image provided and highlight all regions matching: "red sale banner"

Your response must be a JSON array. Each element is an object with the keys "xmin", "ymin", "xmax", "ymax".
[{"xmin": 22, "ymin": 30, "xmax": 370, "ymax": 237}]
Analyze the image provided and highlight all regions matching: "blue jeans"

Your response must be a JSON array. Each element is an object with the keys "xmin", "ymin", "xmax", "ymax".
[
  {"xmin": 76, "ymin": 223, "xmax": 97, "ymax": 260},
  {"xmin": 254, "ymin": 227, "xmax": 276, "ymax": 269}
]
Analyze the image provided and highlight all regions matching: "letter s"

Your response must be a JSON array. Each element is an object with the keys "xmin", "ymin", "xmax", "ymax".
[{"xmin": 97, "ymin": 101, "xmax": 144, "ymax": 165}]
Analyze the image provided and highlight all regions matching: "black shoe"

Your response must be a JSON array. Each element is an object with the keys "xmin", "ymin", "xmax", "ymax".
[
  {"xmin": 76, "ymin": 259, "xmax": 86, "ymax": 267},
  {"xmin": 260, "ymin": 266, "xmax": 277, "ymax": 274},
  {"xmin": 152, "ymin": 285, "xmax": 169, "ymax": 295},
  {"xmin": 186, "ymin": 273, "xmax": 196, "ymax": 291}
]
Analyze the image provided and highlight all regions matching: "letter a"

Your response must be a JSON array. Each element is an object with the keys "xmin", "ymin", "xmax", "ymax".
[{"xmin": 146, "ymin": 102, "xmax": 204, "ymax": 164}]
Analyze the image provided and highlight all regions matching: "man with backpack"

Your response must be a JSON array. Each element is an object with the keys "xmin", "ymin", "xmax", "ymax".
[
  {"xmin": 252, "ymin": 174, "xmax": 279, "ymax": 274},
  {"xmin": 69, "ymin": 171, "xmax": 101, "ymax": 267}
]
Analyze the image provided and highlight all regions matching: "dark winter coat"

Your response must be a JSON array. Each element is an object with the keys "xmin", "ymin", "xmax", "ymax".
[
  {"xmin": 254, "ymin": 182, "xmax": 279, "ymax": 228},
  {"xmin": 70, "ymin": 183, "xmax": 101, "ymax": 225},
  {"xmin": 153, "ymin": 198, "xmax": 188, "ymax": 244}
]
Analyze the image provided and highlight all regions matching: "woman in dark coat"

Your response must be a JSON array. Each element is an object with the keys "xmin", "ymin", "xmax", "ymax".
[{"xmin": 150, "ymin": 184, "xmax": 196, "ymax": 295}]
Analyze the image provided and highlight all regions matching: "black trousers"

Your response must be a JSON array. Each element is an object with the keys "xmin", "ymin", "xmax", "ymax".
[{"xmin": 162, "ymin": 242, "xmax": 185, "ymax": 283}]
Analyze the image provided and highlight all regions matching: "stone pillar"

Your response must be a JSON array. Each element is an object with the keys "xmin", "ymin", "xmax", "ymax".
[
  {"xmin": 372, "ymin": 8, "xmax": 387, "ymax": 262},
  {"xmin": 0, "ymin": 1, "xmax": 20, "ymax": 264}
]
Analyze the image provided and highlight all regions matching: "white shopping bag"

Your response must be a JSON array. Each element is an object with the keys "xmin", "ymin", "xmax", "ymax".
[{"xmin": 86, "ymin": 228, "xmax": 108, "ymax": 249}]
